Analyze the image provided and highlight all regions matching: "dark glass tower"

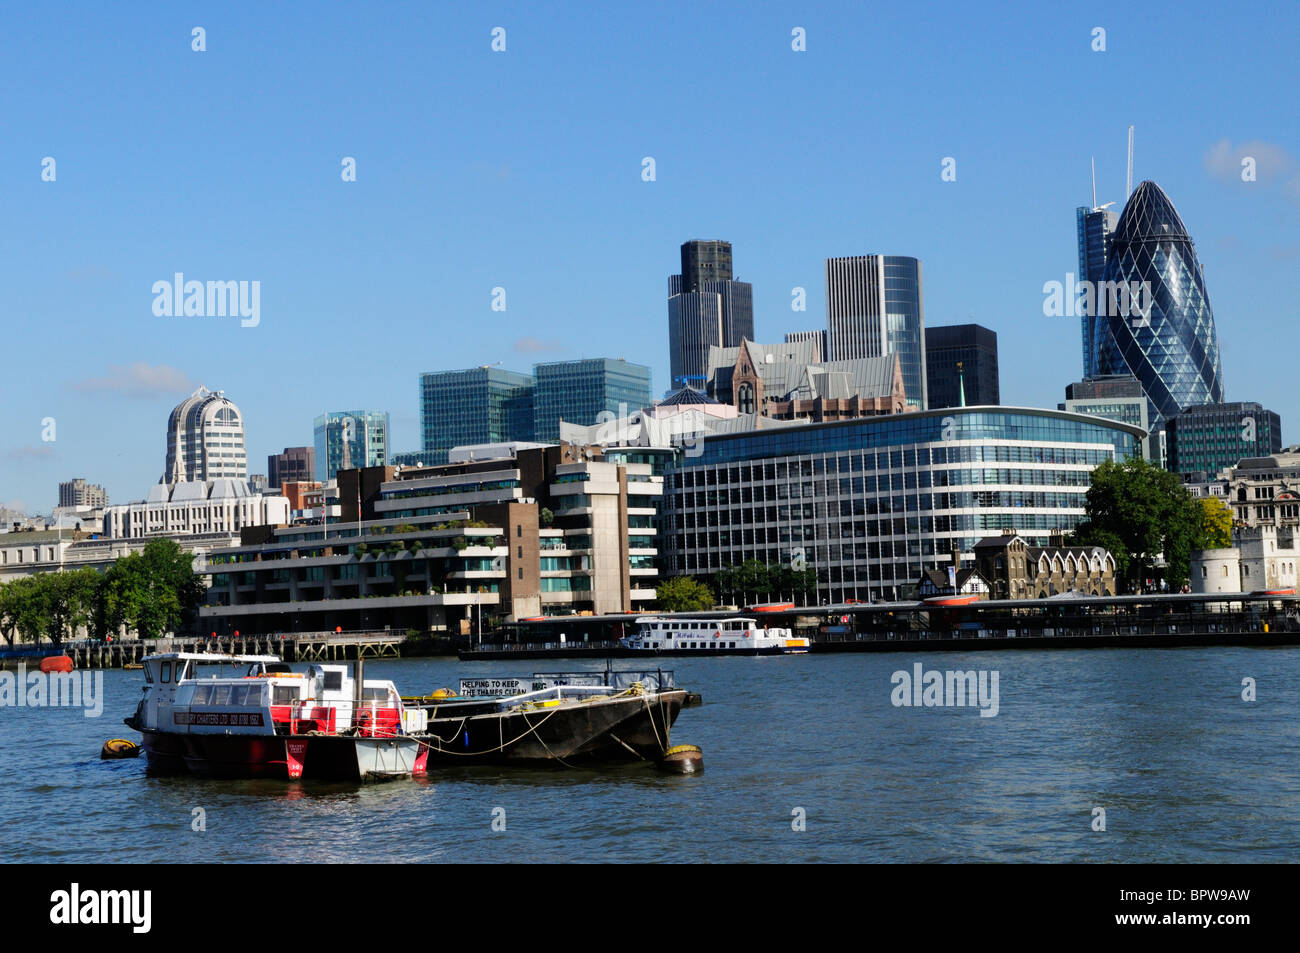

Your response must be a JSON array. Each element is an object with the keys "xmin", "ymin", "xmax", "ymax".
[
  {"xmin": 668, "ymin": 240, "xmax": 754, "ymax": 390},
  {"xmin": 925, "ymin": 324, "xmax": 999, "ymax": 409},
  {"xmin": 1091, "ymin": 181, "xmax": 1224, "ymax": 427}
]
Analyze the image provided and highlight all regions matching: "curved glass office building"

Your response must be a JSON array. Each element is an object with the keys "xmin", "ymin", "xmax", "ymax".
[
  {"xmin": 1091, "ymin": 181, "xmax": 1224, "ymax": 427},
  {"xmin": 661, "ymin": 407, "xmax": 1143, "ymax": 604}
]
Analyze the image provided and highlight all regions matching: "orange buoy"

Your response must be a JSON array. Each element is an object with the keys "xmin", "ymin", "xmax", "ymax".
[{"xmin": 40, "ymin": 656, "xmax": 73, "ymax": 674}]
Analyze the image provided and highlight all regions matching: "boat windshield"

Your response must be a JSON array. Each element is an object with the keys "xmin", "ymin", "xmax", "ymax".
[{"xmin": 190, "ymin": 661, "xmax": 264, "ymax": 680}]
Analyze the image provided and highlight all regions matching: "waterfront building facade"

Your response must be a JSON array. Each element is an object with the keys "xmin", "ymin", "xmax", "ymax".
[
  {"xmin": 1090, "ymin": 181, "xmax": 1224, "ymax": 427},
  {"xmin": 1166, "ymin": 402, "xmax": 1281, "ymax": 479},
  {"xmin": 533, "ymin": 358, "xmax": 653, "ymax": 443},
  {"xmin": 104, "ymin": 478, "xmax": 290, "ymax": 540},
  {"xmin": 659, "ymin": 407, "xmax": 1143, "ymax": 604},
  {"xmin": 313, "ymin": 410, "xmax": 389, "ymax": 482},
  {"xmin": 924, "ymin": 324, "xmax": 1000, "ymax": 409},
  {"xmin": 1187, "ymin": 450, "xmax": 1300, "ymax": 529},
  {"xmin": 162, "ymin": 386, "xmax": 248, "ymax": 484},
  {"xmin": 1192, "ymin": 525, "xmax": 1300, "ymax": 594},
  {"xmin": 973, "ymin": 532, "xmax": 1117, "ymax": 599},
  {"xmin": 419, "ymin": 367, "xmax": 534, "ymax": 466},
  {"xmin": 199, "ymin": 445, "xmax": 661, "ymax": 635},
  {"xmin": 267, "ymin": 446, "xmax": 315, "ymax": 489},
  {"xmin": 824, "ymin": 255, "xmax": 926, "ymax": 410}
]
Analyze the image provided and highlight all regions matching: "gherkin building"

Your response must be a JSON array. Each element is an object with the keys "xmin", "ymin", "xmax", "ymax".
[{"xmin": 1092, "ymin": 180, "xmax": 1224, "ymax": 427}]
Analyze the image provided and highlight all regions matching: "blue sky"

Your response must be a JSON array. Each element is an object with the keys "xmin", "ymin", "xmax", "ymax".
[{"xmin": 3, "ymin": 0, "xmax": 1298, "ymax": 513}]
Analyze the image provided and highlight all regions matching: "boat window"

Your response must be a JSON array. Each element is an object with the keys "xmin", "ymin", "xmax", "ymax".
[
  {"xmin": 213, "ymin": 685, "xmax": 232, "ymax": 706},
  {"xmin": 175, "ymin": 661, "xmax": 190, "ymax": 681},
  {"xmin": 143, "ymin": 664, "xmax": 154, "ymax": 684},
  {"xmin": 362, "ymin": 687, "xmax": 388, "ymax": 701},
  {"xmin": 322, "ymin": 671, "xmax": 343, "ymax": 692},
  {"xmin": 273, "ymin": 686, "xmax": 298, "ymax": 705},
  {"xmin": 246, "ymin": 685, "xmax": 266, "ymax": 706},
  {"xmin": 160, "ymin": 662, "xmax": 171, "ymax": 684},
  {"xmin": 192, "ymin": 685, "xmax": 212, "ymax": 704},
  {"xmin": 230, "ymin": 685, "xmax": 249, "ymax": 706}
]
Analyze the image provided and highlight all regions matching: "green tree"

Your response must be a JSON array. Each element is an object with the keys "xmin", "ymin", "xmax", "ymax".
[
  {"xmin": 1, "ymin": 575, "xmax": 52, "ymax": 644},
  {"xmin": 656, "ymin": 576, "xmax": 715, "ymax": 612},
  {"xmin": 99, "ymin": 539, "xmax": 204, "ymax": 639},
  {"xmin": 1070, "ymin": 458, "xmax": 1201, "ymax": 592},
  {"xmin": 1194, "ymin": 496, "xmax": 1233, "ymax": 550},
  {"xmin": 735, "ymin": 559, "xmax": 770, "ymax": 604},
  {"xmin": 44, "ymin": 568, "xmax": 100, "ymax": 645}
]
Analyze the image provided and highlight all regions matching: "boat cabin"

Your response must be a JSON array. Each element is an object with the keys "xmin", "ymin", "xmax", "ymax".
[{"xmin": 133, "ymin": 653, "xmax": 418, "ymax": 737}]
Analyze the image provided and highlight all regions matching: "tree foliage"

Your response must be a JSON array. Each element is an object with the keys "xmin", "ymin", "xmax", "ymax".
[
  {"xmin": 1194, "ymin": 496, "xmax": 1233, "ymax": 550},
  {"xmin": 0, "ymin": 538, "xmax": 204, "ymax": 644},
  {"xmin": 1069, "ymin": 458, "xmax": 1201, "ymax": 592},
  {"xmin": 714, "ymin": 559, "xmax": 818, "ymax": 605},
  {"xmin": 655, "ymin": 576, "xmax": 715, "ymax": 612}
]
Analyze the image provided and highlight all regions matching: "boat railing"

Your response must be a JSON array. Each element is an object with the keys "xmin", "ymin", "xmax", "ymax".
[{"xmin": 271, "ymin": 698, "xmax": 407, "ymax": 738}]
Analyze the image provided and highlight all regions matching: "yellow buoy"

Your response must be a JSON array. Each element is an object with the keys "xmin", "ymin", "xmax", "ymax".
[
  {"xmin": 101, "ymin": 738, "xmax": 140, "ymax": 760},
  {"xmin": 658, "ymin": 743, "xmax": 703, "ymax": 774}
]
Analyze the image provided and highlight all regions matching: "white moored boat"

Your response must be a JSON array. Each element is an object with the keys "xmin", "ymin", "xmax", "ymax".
[{"xmin": 621, "ymin": 617, "xmax": 810, "ymax": 655}]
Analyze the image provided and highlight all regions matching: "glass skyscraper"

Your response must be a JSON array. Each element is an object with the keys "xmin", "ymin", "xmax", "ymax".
[
  {"xmin": 1076, "ymin": 205, "xmax": 1119, "ymax": 379},
  {"xmin": 419, "ymin": 367, "xmax": 535, "ymax": 465},
  {"xmin": 533, "ymin": 358, "xmax": 652, "ymax": 443},
  {"xmin": 1090, "ymin": 181, "xmax": 1224, "ymax": 427},
  {"xmin": 313, "ymin": 410, "xmax": 388, "ymax": 482},
  {"xmin": 668, "ymin": 240, "xmax": 754, "ymax": 390},
  {"xmin": 1167, "ymin": 402, "xmax": 1281, "ymax": 478},
  {"xmin": 825, "ymin": 255, "xmax": 927, "ymax": 410}
]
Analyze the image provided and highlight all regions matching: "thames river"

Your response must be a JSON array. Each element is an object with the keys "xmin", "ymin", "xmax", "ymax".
[{"xmin": 4, "ymin": 648, "xmax": 1298, "ymax": 863}]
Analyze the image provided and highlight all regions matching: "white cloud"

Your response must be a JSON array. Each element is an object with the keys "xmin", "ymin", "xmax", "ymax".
[
  {"xmin": 1205, "ymin": 138, "xmax": 1300, "ymax": 192},
  {"xmin": 511, "ymin": 337, "xmax": 565, "ymax": 354},
  {"xmin": 72, "ymin": 362, "xmax": 194, "ymax": 398}
]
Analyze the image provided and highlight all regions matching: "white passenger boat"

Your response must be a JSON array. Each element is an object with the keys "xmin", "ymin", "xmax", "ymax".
[{"xmin": 621, "ymin": 617, "xmax": 810, "ymax": 655}]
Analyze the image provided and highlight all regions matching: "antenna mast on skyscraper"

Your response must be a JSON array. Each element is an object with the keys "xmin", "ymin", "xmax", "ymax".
[
  {"xmin": 1126, "ymin": 125, "xmax": 1135, "ymax": 200},
  {"xmin": 1091, "ymin": 157, "xmax": 1097, "ymax": 209}
]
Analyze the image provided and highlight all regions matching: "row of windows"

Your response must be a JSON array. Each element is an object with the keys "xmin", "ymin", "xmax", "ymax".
[
  {"xmin": 674, "ymin": 492, "xmax": 1085, "ymax": 526},
  {"xmin": 672, "ymin": 468, "xmax": 1092, "ymax": 505}
]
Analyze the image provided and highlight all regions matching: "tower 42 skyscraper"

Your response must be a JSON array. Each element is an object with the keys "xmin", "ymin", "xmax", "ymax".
[{"xmin": 1091, "ymin": 181, "xmax": 1224, "ymax": 427}]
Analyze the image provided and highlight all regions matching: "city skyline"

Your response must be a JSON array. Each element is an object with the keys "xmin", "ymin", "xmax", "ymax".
[{"xmin": 3, "ymin": 2, "xmax": 1298, "ymax": 511}]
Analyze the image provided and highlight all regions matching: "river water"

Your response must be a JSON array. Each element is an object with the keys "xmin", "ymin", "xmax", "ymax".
[{"xmin": 3, "ymin": 648, "xmax": 1298, "ymax": 863}]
